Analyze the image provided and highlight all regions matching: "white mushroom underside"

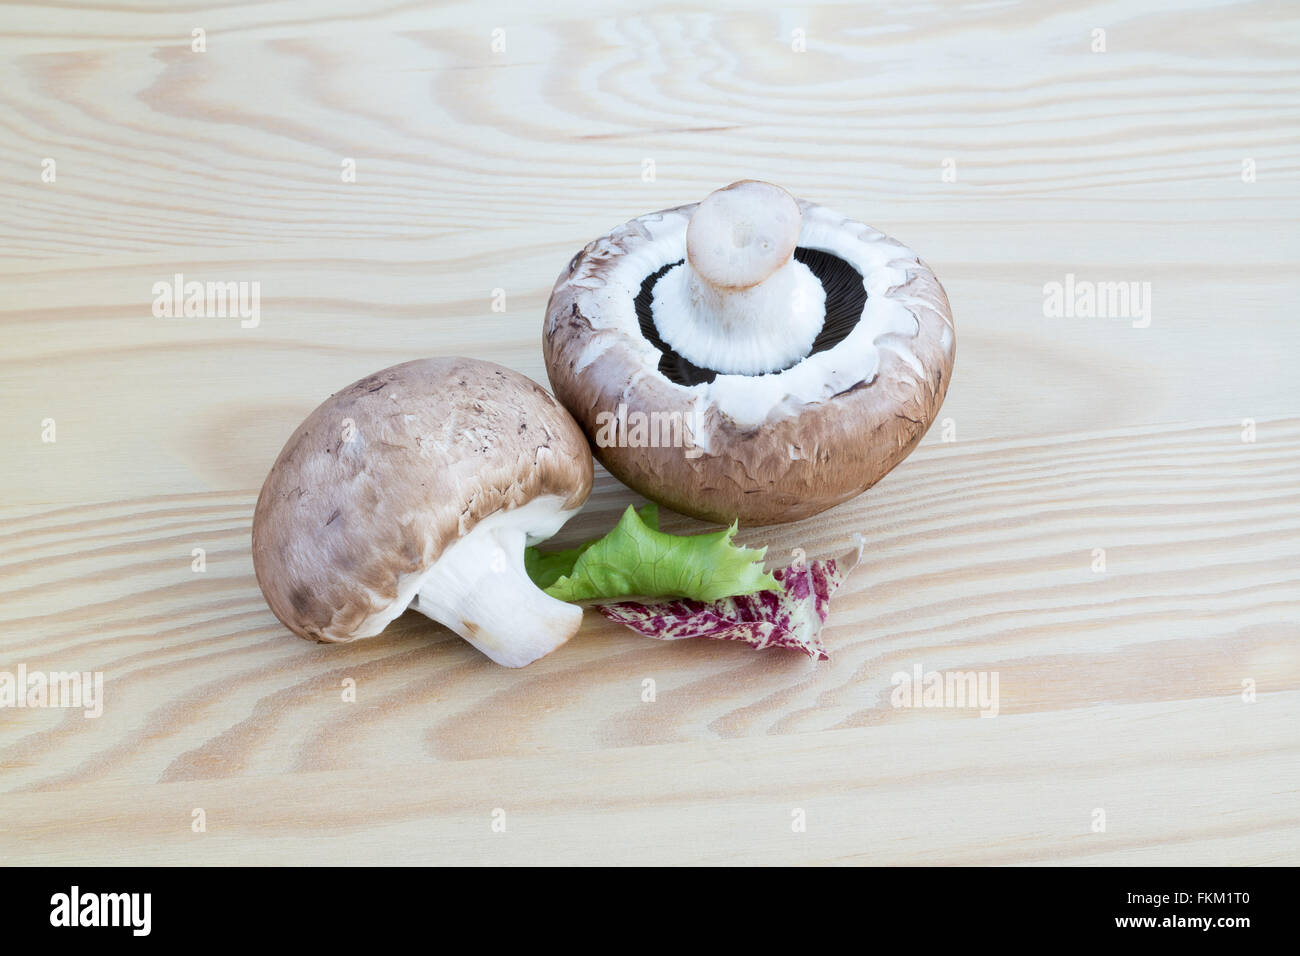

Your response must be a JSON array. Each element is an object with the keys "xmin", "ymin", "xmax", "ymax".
[
  {"xmin": 650, "ymin": 257, "xmax": 826, "ymax": 375},
  {"xmin": 565, "ymin": 201, "xmax": 953, "ymax": 434},
  {"xmin": 349, "ymin": 495, "xmax": 582, "ymax": 668}
]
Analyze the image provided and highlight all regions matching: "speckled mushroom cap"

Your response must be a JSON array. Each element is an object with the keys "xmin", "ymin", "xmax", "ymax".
[
  {"xmin": 252, "ymin": 357, "xmax": 593, "ymax": 645},
  {"xmin": 542, "ymin": 186, "xmax": 955, "ymax": 526}
]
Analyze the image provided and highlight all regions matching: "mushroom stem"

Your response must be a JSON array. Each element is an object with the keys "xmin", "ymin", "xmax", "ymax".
[
  {"xmin": 654, "ymin": 180, "xmax": 826, "ymax": 375},
  {"xmin": 412, "ymin": 502, "xmax": 583, "ymax": 667}
]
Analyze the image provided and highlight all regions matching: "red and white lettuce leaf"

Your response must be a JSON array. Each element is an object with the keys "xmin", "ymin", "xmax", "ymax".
[{"xmin": 597, "ymin": 537, "xmax": 865, "ymax": 661}]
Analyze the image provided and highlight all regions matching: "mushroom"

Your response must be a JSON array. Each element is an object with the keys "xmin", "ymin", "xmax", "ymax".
[
  {"xmin": 251, "ymin": 357, "xmax": 594, "ymax": 667},
  {"xmin": 543, "ymin": 180, "xmax": 955, "ymax": 525}
]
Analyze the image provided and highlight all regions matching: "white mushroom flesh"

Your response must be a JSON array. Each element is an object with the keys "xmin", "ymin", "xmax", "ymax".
[
  {"xmin": 414, "ymin": 495, "xmax": 580, "ymax": 668},
  {"xmin": 652, "ymin": 181, "xmax": 825, "ymax": 375},
  {"xmin": 350, "ymin": 495, "xmax": 582, "ymax": 668},
  {"xmin": 686, "ymin": 180, "xmax": 801, "ymax": 290},
  {"xmin": 651, "ymin": 256, "xmax": 825, "ymax": 375}
]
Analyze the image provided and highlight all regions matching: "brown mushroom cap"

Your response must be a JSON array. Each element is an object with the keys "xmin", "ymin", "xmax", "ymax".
[
  {"xmin": 543, "ymin": 188, "xmax": 955, "ymax": 526},
  {"xmin": 252, "ymin": 357, "xmax": 593, "ymax": 645}
]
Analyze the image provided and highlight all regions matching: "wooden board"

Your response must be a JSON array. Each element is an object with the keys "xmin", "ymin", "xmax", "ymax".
[{"xmin": 1, "ymin": 0, "xmax": 1297, "ymax": 865}]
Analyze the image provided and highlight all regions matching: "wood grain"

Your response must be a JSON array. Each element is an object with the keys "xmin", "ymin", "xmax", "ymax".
[{"xmin": 1, "ymin": 0, "xmax": 1297, "ymax": 865}]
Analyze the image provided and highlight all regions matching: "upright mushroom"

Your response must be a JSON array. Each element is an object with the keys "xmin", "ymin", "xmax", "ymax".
[
  {"xmin": 251, "ymin": 358, "xmax": 593, "ymax": 667},
  {"xmin": 544, "ymin": 180, "xmax": 955, "ymax": 525}
]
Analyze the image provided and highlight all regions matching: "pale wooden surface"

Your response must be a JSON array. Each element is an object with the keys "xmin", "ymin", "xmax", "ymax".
[{"xmin": 1, "ymin": 0, "xmax": 1297, "ymax": 865}]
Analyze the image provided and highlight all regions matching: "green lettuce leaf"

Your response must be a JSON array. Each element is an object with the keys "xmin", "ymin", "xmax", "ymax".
[{"xmin": 524, "ymin": 503, "xmax": 778, "ymax": 603}]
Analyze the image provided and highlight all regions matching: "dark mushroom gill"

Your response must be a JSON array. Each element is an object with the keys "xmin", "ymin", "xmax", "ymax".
[{"xmin": 633, "ymin": 248, "xmax": 869, "ymax": 386}]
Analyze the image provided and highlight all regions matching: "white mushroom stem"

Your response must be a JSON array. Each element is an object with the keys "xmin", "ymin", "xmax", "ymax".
[
  {"xmin": 412, "ymin": 497, "xmax": 582, "ymax": 668},
  {"xmin": 652, "ymin": 181, "xmax": 826, "ymax": 375}
]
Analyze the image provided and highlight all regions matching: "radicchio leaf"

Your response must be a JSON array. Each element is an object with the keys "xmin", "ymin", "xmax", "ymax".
[{"xmin": 597, "ymin": 537, "xmax": 865, "ymax": 661}]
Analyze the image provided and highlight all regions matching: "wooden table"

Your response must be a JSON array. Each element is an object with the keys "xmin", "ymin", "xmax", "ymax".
[{"xmin": 2, "ymin": 0, "xmax": 1296, "ymax": 865}]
